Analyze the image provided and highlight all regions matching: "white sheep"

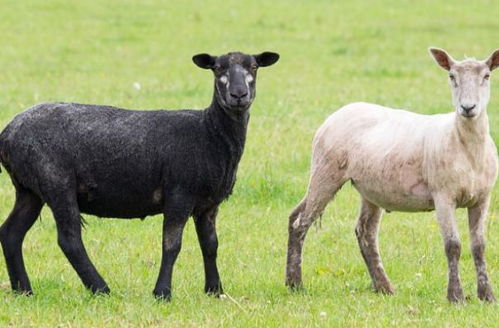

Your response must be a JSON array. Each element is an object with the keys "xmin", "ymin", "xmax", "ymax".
[{"xmin": 286, "ymin": 48, "xmax": 499, "ymax": 302}]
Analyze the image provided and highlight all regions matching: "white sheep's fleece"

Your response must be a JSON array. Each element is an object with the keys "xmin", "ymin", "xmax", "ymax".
[{"xmin": 312, "ymin": 102, "xmax": 498, "ymax": 212}]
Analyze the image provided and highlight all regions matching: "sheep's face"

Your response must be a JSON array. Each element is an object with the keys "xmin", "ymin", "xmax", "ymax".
[
  {"xmin": 430, "ymin": 48, "xmax": 499, "ymax": 119},
  {"xmin": 193, "ymin": 51, "xmax": 279, "ymax": 114}
]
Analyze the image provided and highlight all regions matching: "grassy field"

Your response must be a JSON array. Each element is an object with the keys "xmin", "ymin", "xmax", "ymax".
[{"xmin": 1, "ymin": 0, "xmax": 499, "ymax": 326}]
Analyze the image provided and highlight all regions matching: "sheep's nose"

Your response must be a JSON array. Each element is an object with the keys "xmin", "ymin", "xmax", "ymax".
[
  {"xmin": 461, "ymin": 104, "xmax": 476, "ymax": 113},
  {"xmin": 230, "ymin": 90, "xmax": 248, "ymax": 100}
]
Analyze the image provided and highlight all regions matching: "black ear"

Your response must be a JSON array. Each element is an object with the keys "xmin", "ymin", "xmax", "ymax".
[
  {"xmin": 429, "ymin": 47, "xmax": 455, "ymax": 71},
  {"xmin": 485, "ymin": 49, "xmax": 499, "ymax": 71},
  {"xmin": 254, "ymin": 52, "xmax": 280, "ymax": 67},
  {"xmin": 192, "ymin": 53, "xmax": 216, "ymax": 69}
]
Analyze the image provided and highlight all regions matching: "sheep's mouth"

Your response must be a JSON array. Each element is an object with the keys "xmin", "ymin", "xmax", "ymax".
[
  {"xmin": 230, "ymin": 105, "xmax": 250, "ymax": 112},
  {"xmin": 227, "ymin": 101, "xmax": 251, "ymax": 110},
  {"xmin": 460, "ymin": 112, "xmax": 477, "ymax": 118}
]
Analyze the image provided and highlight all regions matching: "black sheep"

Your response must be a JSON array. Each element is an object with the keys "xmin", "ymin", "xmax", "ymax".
[{"xmin": 0, "ymin": 51, "xmax": 279, "ymax": 300}]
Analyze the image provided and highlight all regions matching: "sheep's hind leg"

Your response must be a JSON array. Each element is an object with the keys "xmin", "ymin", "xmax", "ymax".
[
  {"xmin": 0, "ymin": 189, "xmax": 43, "ymax": 295},
  {"xmin": 194, "ymin": 206, "xmax": 223, "ymax": 296},
  {"xmin": 434, "ymin": 194, "xmax": 464, "ymax": 303},
  {"xmin": 153, "ymin": 191, "xmax": 194, "ymax": 301},
  {"xmin": 468, "ymin": 197, "xmax": 495, "ymax": 302},
  {"xmin": 48, "ymin": 193, "xmax": 109, "ymax": 294},
  {"xmin": 286, "ymin": 170, "xmax": 347, "ymax": 289},
  {"xmin": 355, "ymin": 197, "xmax": 394, "ymax": 294}
]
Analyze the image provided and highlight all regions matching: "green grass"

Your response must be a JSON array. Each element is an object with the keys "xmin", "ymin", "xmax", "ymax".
[{"xmin": 1, "ymin": 0, "xmax": 499, "ymax": 326}]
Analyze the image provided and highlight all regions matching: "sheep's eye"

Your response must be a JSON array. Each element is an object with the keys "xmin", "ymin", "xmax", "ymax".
[
  {"xmin": 484, "ymin": 74, "xmax": 490, "ymax": 80},
  {"xmin": 250, "ymin": 64, "xmax": 258, "ymax": 72},
  {"xmin": 214, "ymin": 65, "xmax": 224, "ymax": 73},
  {"xmin": 449, "ymin": 74, "xmax": 455, "ymax": 80}
]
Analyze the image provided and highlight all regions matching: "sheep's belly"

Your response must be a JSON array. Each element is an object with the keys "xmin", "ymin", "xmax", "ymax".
[
  {"xmin": 76, "ymin": 189, "xmax": 164, "ymax": 219},
  {"xmin": 352, "ymin": 180, "xmax": 435, "ymax": 212}
]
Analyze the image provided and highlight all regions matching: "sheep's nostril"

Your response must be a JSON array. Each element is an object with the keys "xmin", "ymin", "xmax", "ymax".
[
  {"xmin": 461, "ymin": 104, "xmax": 476, "ymax": 113},
  {"xmin": 230, "ymin": 92, "xmax": 248, "ymax": 99}
]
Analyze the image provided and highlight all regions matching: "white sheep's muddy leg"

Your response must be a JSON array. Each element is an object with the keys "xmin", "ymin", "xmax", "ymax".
[
  {"xmin": 468, "ymin": 197, "xmax": 496, "ymax": 302},
  {"xmin": 355, "ymin": 198, "xmax": 394, "ymax": 294},
  {"xmin": 285, "ymin": 170, "xmax": 347, "ymax": 289},
  {"xmin": 434, "ymin": 194, "xmax": 464, "ymax": 302}
]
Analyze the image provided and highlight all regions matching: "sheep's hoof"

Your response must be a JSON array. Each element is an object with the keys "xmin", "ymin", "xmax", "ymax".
[
  {"xmin": 447, "ymin": 287, "xmax": 465, "ymax": 303},
  {"xmin": 13, "ymin": 289, "xmax": 33, "ymax": 296},
  {"xmin": 285, "ymin": 273, "xmax": 303, "ymax": 291},
  {"xmin": 478, "ymin": 285, "xmax": 496, "ymax": 303},
  {"xmin": 90, "ymin": 285, "xmax": 110, "ymax": 295},
  {"xmin": 375, "ymin": 283, "xmax": 395, "ymax": 295},
  {"xmin": 153, "ymin": 289, "xmax": 172, "ymax": 302},
  {"xmin": 286, "ymin": 281, "xmax": 305, "ymax": 292},
  {"xmin": 205, "ymin": 285, "xmax": 223, "ymax": 297}
]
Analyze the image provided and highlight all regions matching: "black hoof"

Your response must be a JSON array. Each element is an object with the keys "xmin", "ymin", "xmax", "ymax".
[
  {"xmin": 205, "ymin": 285, "xmax": 223, "ymax": 297},
  {"xmin": 153, "ymin": 289, "xmax": 172, "ymax": 302},
  {"xmin": 14, "ymin": 289, "xmax": 33, "ymax": 296},
  {"xmin": 90, "ymin": 285, "xmax": 110, "ymax": 295}
]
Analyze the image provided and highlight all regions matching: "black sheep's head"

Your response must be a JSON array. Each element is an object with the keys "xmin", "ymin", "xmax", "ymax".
[{"xmin": 193, "ymin": 51, "xmax": 279, "ymax": 113}]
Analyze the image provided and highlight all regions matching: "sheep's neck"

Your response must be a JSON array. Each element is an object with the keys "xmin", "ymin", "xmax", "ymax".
[
  {"xmin": 454, "ymin": 109, "xmax": 489, "ymax": 143},
  {"xmin": 453, "ymin": 108, "xmax": 490, "ymax": 165},
  {"xmin": 204, "ymin": 96, "xmax": 248, "ymax": 160}
]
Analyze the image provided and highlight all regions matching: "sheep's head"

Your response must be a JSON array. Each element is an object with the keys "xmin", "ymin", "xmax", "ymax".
[
  {"xmin": 430, "ymin": 47, "xmax": 499, "ymax": 119},
  {"xmin": 193, "ymin": 51, "xmax": 279, "ymax": 114}
]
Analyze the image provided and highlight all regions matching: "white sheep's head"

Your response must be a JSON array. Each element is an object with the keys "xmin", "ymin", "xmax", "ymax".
[
  {"xmin": 192, "ymin": 51, "xmax": 279, "ymax": 115},
  {"xmin": 430, "ymin": 47, "xmax": 499, "ymax": 119}
]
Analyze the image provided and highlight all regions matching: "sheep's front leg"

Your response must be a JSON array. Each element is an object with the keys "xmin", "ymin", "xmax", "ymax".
[
  {"xmin": 153, "ymin": 194, "xmax": 192, "ymax": 301},
  {"xmin": 355, "ymin": 198, "xmax": 394, "ymax": 294},
  {"xmin": 194, "ymin": 207, "xmax": 223, "ymax": 296},
  {"xmin": 468, "ymin": 197, "xmax": 495, "ymax": 302},
  {"xmin": 434, "ymin": 194, "xmax": 464, "ymax": 302}
]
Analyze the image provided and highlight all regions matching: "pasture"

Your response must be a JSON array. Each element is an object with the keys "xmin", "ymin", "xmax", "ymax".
[{"xmin": 0, "ymin": 0, "xmax": 498, "ymax": 326}]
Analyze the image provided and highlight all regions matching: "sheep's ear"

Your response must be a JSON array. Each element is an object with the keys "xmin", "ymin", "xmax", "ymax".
[
  {"xmin": 429, "ymin": 47, "xmax": 455, "ymax": 71},
  {"xmin": 485, "ymin": 49, "xmax": 499, "ymax": 71},
  {"xmin": 254, "ymin": 52, "xmax": 280, "ymax": 67},
  {"xmin": 192, "ymin": 53, "xmax": 216, "ymax": 69}
]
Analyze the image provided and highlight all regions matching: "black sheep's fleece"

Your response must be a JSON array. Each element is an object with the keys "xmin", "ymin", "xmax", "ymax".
[{"xmin": 0, "ymin": 101, "xmax": 246, "ymax": 219}]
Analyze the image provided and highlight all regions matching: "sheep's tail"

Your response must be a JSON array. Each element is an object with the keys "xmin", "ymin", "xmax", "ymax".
[
  {"xmin": 0, "ymin": 143, "xmax": 5, "ymax": 173},
  {"xmin": 0, "ymin": 146, "xmax": 4, "ymax": 173},
  {"xmin": 0, "ymin": 130, "xmax": 9, "ymax": 174}
]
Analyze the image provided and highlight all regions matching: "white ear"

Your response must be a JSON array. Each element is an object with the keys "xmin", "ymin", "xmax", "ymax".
[
  {"xmin": 485, "ymin": 49, "xmax": 499, "ymax": 71},
  {"xmin": 429, "ymin": 47, "xmax": 455, "ymax": 71}
]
